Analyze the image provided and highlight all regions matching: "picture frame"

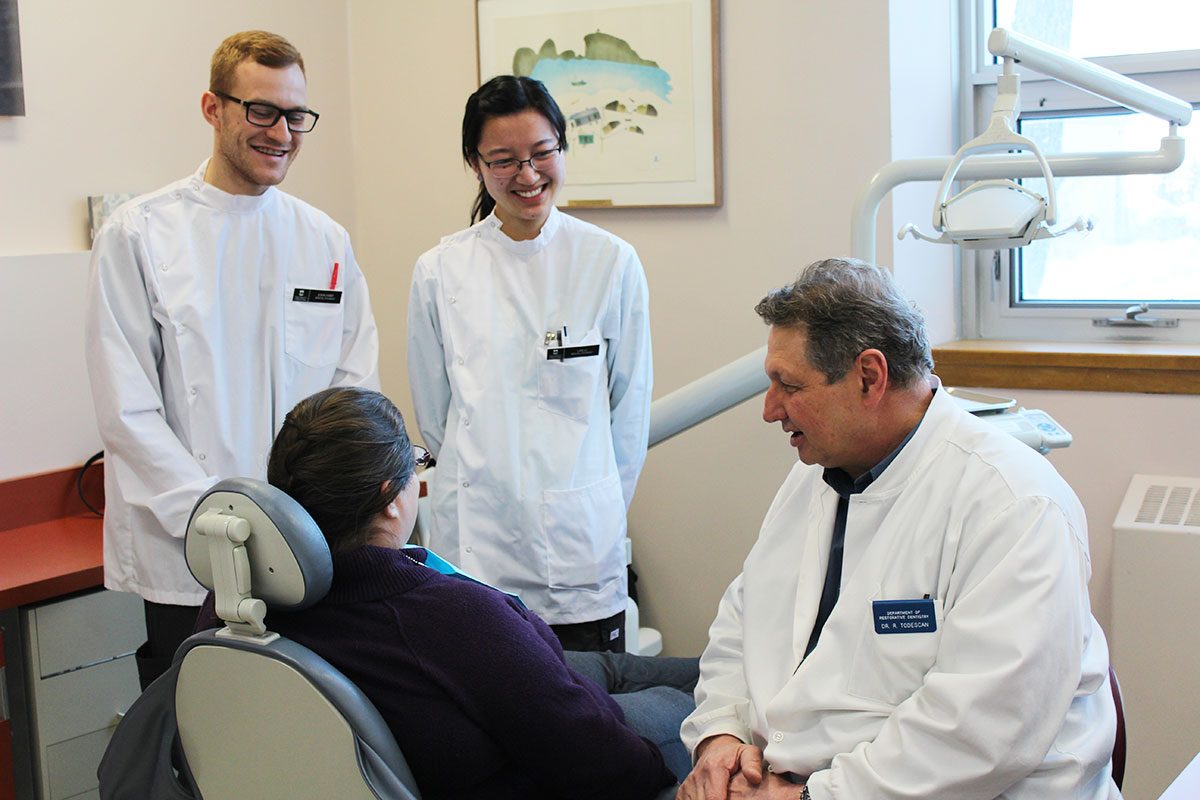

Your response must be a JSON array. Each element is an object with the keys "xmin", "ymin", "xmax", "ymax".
[
  {"xmin": 87, "ymin": 193, "xmax": 139, "ymax": 245},
  {"xmin": 0, "ymin": 0, "xmax": 25, "ymax": 117},
  {"xmin": 476, "ymin": 0, "xmax": 721, "ymax": 208}
]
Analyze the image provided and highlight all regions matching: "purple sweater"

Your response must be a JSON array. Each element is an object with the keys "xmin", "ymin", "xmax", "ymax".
[{"xmin": 197, "ymin": 545, "xmax": 673, "ymax": 800}]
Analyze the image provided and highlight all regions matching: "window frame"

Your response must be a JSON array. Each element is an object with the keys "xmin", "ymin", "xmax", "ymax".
[{"xmin": 961, "ymin": 1, "xmax": 1200, "ymax": 344}]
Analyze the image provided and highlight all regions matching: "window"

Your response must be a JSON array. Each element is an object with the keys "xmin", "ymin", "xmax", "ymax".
[{"xmin": 964, "ymin": 0, "xmax": 1200, "ymax": 343}]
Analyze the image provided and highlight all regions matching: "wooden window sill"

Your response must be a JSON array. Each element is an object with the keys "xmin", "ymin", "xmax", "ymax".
[{"xmin": 932, "ymin": 340, "xmax": 1200, "ymax": 395}]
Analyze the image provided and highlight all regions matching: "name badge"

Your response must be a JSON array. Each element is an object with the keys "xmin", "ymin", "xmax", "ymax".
[
  {"xmin": 292, "ymin": 288, "xmax": 343, "ymax": 304},
  {"xmin": 872, "ymin": 598, "xmax": 937, "ymax": 634},
  {"xmin": 546, "ymin": 344, "xmax": 600, "ymax": 360}
]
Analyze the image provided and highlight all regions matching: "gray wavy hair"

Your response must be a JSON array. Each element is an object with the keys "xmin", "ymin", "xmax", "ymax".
[{"xmin": 754, "ymin": 258, "xmax": 933, "ymax": 388}]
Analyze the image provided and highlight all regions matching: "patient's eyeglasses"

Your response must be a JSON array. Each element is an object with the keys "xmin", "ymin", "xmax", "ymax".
[{"xmin": 413, "ymin": 445, "xmax": 435, "ymax": 470}]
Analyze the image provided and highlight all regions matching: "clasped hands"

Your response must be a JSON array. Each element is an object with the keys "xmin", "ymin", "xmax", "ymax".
[{"xmin": 676, "ymin": 734, "xmax": 806, "ymax": 800}]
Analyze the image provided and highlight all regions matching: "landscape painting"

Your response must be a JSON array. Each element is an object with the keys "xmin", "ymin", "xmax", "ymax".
[{"xmin": 477, "ymin": 0, "xmax": 720, "ymax": 207}]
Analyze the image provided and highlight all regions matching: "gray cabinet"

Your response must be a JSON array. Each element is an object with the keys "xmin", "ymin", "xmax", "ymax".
[{"xmin": 21, "ymin": 590, "xmax": 144, "ymax": 800}]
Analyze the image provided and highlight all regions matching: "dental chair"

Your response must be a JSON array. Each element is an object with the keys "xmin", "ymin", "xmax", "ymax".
[{"xmin": 98, "ymin": 477, "xmax": 422, "ymax": 800}]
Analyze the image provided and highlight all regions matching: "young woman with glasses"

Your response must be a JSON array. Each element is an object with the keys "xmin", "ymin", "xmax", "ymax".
[{"xmin": 407, "ymin": 75, "xmax": 653, "ymax": 655}]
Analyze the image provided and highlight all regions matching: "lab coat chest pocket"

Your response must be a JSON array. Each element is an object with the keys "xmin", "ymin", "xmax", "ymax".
[
  {"xmin": 542, "ymin": 471, "xmax": 626, "ymax": 592},
  {"xmin": 847, "ymin": 589, "xmax": 944, "ymax": 706},
  {"xmin": 538, "ymin": 328, "xmax": 605, "ymax": 422},
  {"xmin": 285, "ymin": 286, "xmax": 344, "ymax": 368}
]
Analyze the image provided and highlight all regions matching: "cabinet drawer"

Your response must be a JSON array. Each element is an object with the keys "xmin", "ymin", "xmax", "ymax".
[
  {"xmin": 61, "ymin": 792, "xmax": 100, "ymax": 800},
  {"xmin": 32, "ymin": 655, "xmax": 140, "ymax": 746},
  {"xmin": 46, "ymin": 727, "xmax": 112, "ymax": 800},
  {"xmin": 30, "ymin": 590, "xmax": 144, "ymax": 677}
]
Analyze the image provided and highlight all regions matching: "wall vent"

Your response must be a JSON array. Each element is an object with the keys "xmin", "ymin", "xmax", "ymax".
[
  {"xmin": 1111, "ymin": 474, "xmax": 1200, "ymax": 798},
  {"xmin": 1117, "ymin": 475, "xmax": 1200, "ymax": 530}
]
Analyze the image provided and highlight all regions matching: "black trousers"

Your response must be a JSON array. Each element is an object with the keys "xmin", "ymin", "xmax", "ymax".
[
  {"xmin": 549, "ymin": 610, "xmax": 626, "ymax": 653},
  {"xmin": 136, "ymin": 600, "xmax": 201, "ymax": 690}
]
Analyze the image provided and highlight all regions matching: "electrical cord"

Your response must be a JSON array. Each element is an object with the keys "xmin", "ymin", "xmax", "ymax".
[{"xmin": 77, "ymin": 450, "xmax": 105, "ymax": 517}]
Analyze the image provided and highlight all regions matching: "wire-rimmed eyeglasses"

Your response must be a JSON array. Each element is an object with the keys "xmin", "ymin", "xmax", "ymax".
[
  {"xmin": 476, "ymin": 145, "xmax": 562, "ymax": 178},
  {"xmin": 412, "ymin": 445, "xmax": 435, "ymax": 471},
  {"xmin": 213, "ymin": 90, "xmax": 320, "ymax": 133}
]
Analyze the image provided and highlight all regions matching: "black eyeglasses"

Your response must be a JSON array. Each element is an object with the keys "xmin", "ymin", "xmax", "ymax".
[
  {"xmin": 476, "ymin": 146, "xmax": 562, "ymax": 178},
  {"xmin": 413, "ymin": 445, "xmax": 435, "ymax": 470},
  {"xmin": 213, "ymin": 90, "xmax": 320, "ymax": 133}
]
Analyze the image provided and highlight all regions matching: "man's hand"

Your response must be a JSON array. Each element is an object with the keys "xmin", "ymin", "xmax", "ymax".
[
  {"xmin": 676, "ymin": 734, "xmax": 765, "ymax": 800},
  {"xmin": 729, "ymin": 772, "xmax": 806, "ymax": 799}
]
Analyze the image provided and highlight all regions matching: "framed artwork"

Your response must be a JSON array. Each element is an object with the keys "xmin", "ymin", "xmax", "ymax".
[
  {"xmin": 88, "ymin": 193, "xmax": 139, "ymax": 245},
  {"xmin": 0, "ymin": 0, "xmax": 24, "ymax": 116},
  {"xmin": 476, "ymin": 0, "xmax": 721, "ymax": 208}
]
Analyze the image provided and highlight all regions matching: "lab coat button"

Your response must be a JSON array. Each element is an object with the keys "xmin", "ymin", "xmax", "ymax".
[
  {"xmin": 190, "ymin": 387, "xmax": 198, "ymax": 396},
  {"xmin": 160, "ymin": 264, "xmax": 168, "ymax": 272},
  {"xmin": 772, "ymin": 732, "xmax": 784, "ymax": 742},
  {"xmin": 457, "ymin": 357, "xmax": 465, "ymax": 365},
  {"xmin": 448, "ymin": 296, "xmax": 456, "ymax": 304},
  {"xmin": 174, "ymin": 323, "xmax": 185, "ymax": 334},
  {"xmin": 197, "ymin": 453, "xmax": 206, "ymax": 461},
  {"xmin": 465, "ymin": 546, "xmax": 473, "ymax": 554},
  {"xmin": 462, "ymin": 481, "xmax": 470, "ymax": 488},
  {"xmin": 464, "ymin": 418, "xmax": 470, "ymax": 427}
]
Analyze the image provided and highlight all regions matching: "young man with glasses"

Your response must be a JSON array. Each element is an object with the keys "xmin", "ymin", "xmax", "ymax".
[{"xmin": 84, "ymin": 30, "xmax": 379, "ymax": 690}]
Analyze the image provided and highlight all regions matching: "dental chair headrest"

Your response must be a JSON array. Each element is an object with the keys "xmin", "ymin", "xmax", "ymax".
[{"xmin": 185, "ymin": 478, "xmax": 333, "ymax": 617}]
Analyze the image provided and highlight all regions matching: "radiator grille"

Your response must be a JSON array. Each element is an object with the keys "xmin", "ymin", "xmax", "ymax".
[{"xmin": 1121, "ymin": 476, "xmax": 1200, "ymax": 530}]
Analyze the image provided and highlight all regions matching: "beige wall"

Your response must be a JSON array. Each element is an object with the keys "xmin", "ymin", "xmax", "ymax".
[
  {"xmin": 955, "ymin": 388, "xmax": 1200, "ymax": 631},
  {"xmin": 0, "ymin": 0, "xmax": 355, "ymax": 254},
  {"xmin": 346, "ymin": 1, "xmax": 480, "ymax": 408},
  {"xmin": 3, "ymin": 0, "xmax": 1196, "ymax": 660}
]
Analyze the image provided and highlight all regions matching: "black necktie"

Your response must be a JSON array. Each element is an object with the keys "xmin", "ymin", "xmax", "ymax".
[{"xmin": 803, "ymin": 492, "xmax": 849, "ymax": 658}]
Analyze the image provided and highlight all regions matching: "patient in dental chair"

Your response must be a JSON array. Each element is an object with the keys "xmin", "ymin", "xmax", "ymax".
[{"xmin": 194, "ymin": 386, "xmax": 691, "ymax": 800}]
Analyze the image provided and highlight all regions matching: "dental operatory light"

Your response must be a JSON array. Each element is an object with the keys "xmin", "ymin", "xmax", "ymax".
[
  {"xmin": 899, "ymin": 28, "xmax": 1190, "ymax": 251},
  {"xmin": 899, "ymin": 38, "xmax": 1091, "ymax": 249}
]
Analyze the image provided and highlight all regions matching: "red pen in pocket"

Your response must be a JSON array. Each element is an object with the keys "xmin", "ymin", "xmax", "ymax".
[{"xmin": 329, "ymin": 261, "xmax": 340, "ymax": 290}]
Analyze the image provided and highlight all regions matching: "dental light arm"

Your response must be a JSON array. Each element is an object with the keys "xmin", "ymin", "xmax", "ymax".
[
  {"xmin": 898, "ymin": 28, "xmax": 1190, "ymax": 250},
  {"xmin": 988, "ymin": 28, "xmax": 1191, "ymax": 126}
]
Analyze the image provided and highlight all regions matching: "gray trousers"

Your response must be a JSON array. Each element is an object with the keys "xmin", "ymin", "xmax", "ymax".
[{"xmin": 564, "ymin": 650, "xmax": 698, "ymax": 785}]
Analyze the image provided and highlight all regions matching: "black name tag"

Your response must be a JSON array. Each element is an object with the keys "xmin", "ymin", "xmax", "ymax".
[
  {"xmin": 872, "ymin": 599, "xmax": 937, "ymax": 634},
  {"xmin": 547, "ymin": 345, "xmax": 600, "ymax": 360},
  {"xmin": 292, "ymin": 288, "xmax": 343, "ymax": 304}
]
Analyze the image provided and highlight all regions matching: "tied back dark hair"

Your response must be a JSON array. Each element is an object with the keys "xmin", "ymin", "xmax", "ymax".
[
  {"xmin": 462, "ymin": 75, "xmax": 568, "ymax": 225},
  {"xmin": 267, "ymin": 387, "xmax": 415, "ymax": 554}
]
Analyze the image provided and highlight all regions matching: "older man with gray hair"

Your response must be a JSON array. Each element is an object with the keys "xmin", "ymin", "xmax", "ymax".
[{"xmin": 677, "ymin": 258, "xmax": 1118, "ymax": 799}]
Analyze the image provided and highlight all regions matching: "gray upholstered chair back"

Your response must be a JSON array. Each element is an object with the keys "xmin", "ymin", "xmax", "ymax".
[{"xmin": 176, "ymin": 477, "xmax": 422, "ymax": 800}]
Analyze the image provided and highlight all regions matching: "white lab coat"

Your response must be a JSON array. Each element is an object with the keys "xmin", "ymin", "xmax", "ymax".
[
  {"xmin": 407, "ymin": 208, "xmax": 652, "ymax": 625},
  {"xmin": 85, "ymin": 162, "xmax": 379, "ymax": 605},
  {"xmin": 682, "ymin": 381, "xmax": 1119, "ymax": 799}
]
